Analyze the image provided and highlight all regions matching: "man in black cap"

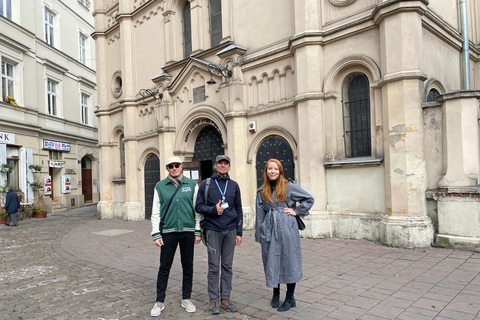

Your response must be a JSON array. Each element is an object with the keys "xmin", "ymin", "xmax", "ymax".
[{"xmin": 195, "ymin": 155, "xmax": 243, "ymax": 314}]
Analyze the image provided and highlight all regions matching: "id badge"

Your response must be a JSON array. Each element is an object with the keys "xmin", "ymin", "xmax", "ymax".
[{"xmin": 221, "ymin": 202, "xmax": 229, "ymax": 209}]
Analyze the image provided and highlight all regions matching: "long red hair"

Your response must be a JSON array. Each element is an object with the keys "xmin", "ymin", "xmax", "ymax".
[{"xmin": 261, "ymin": 159, "xmax": 288, "ymax": 203}]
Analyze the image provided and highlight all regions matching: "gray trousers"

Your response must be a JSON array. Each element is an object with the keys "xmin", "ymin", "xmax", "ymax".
[
  {"xmin": 206, "ymin": 228, "xmax": 236, "ymax": 302},
  {"xmin": 6, "ymin": 212, "xmax": 18, "ymax": 226}
]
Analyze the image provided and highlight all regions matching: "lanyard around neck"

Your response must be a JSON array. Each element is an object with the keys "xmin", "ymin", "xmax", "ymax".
[{"xmin": 214, "ymin": 179, "xmax": 228, "ymax": 201}]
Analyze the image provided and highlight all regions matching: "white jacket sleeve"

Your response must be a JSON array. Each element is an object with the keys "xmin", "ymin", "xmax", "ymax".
[{"xmin": 151, "ymin": 188, "xmax": 162, "ymax": 240}]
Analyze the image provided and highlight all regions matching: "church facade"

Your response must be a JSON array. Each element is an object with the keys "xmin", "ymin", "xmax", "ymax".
[{"xmin": 93, "ymin": 0, "xmax": 480, "ymax": 250}]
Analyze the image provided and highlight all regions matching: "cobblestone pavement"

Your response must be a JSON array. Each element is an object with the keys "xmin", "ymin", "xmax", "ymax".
[{"xmin": 1, "ymin": 206, "xmax": 480, "ymax": 320}]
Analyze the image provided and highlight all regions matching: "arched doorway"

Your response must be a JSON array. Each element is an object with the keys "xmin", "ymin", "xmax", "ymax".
[
  {"xmin": 192, "ymin": 125, "xmax": 224, "ymax": 180},
  {"xmin": 256, "ymin": 136, "xmax": 294, "ymax": 188},
  {"xmin": 144, "ymin": 153, "xmax": 160, "ymax": 219},
  {"xmin": 81, "ymin": 156, "xmax": 93, "ymax": 202}
]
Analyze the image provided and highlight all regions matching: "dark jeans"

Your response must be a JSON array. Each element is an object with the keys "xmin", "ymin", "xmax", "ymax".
[{"xmin": 156, "ymin": 232, "xmax": 194, "ymax": 302}]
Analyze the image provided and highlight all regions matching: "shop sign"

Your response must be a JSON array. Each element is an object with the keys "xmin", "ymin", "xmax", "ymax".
[
  {"xmin": 0, "ymin": 132, "xmax": 15, "ymax": 144},
  {"xmin": 49, "ymin": 161, "xmax": 65, "ymax": 168},
  {"xmin": 43, "ymin": 139, "xmax": 70, "ymax": 152}
]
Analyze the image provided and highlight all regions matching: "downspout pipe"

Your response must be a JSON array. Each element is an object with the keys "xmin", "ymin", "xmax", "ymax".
[{"xmin": 460, "ymin": 0, "xmax": 471, "ymax": 89}]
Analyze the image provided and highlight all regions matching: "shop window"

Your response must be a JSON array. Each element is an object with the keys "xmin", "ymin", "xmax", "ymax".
[
  {"xmin": 342, "ymin": 73, "xmax": 371, "ymax": 158},
  {"xmin": 49, "ymin": 150, "xmax": 63, "ymax": 160},
  {"xmin": 5, "ymin": 159, "xmax": 18, "ymax": 190}
]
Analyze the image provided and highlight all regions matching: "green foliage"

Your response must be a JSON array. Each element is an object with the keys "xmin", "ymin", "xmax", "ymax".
[
  {"xmin": 0, "ymin": 163, "xmax": 14, "ymax": 174},
  {"xmin": 28, "ymin": 180, "xmax": 43, "ymax": 191},
  {"xmin": 0, "ymin": 209, "xmax": 7, "ymax": 218},
  {"xmin": 0, "ymin": 181, "xmax": 10, "ymax": 193},
  {"xmin": 28, "ymin": 164, "xmax": 43, "ymax": 172}
]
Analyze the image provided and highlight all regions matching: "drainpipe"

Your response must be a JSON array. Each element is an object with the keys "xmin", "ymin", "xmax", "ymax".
[{"xmin": 460, "ymin": 0, "xmax": 471, "ymax": 89}]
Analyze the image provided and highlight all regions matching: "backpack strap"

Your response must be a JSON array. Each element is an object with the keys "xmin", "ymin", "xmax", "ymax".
[{"xmin": 204, "ymin": 178, "xmax": 211, "ymax": 203}]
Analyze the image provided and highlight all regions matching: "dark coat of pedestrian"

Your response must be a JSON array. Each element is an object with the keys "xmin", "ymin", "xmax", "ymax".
[
  {"xmin": 255, "ymin": 159, "xmax": 314, "ymax": 312},
  {"xmin": 5, "ymin": 187, "xmax": 20, "ymax": 227}
]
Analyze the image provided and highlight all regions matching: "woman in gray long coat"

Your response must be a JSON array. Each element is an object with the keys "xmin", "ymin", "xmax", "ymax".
[{"xmin": 255, "ymin": 159, "xmax": 314, "ymax": 312}]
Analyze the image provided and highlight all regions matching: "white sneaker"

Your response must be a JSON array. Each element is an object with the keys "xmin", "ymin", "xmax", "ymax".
[
  {"xmin": 181, "ymin": 299, "xmax": 196, "ymax": 312},
  {"xmin": 150, "ymin": 302, "xmax": 164, "ymax": 317}
]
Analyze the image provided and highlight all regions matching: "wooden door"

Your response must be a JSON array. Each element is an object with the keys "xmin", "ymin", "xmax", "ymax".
[{"xmin": 82, "ymin": 168, "xmax": 92, "ymax": 202}]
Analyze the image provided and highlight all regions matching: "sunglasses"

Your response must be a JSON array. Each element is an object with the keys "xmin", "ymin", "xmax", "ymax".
[{"xmin": 167, "ymin": 164, "xmax": 181, "ymax": 169}]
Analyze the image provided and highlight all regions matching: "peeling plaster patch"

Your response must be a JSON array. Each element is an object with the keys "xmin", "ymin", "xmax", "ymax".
[
  {"xmin": 394, "ymin": 168, "xmax": 404, "ymax": 174},
  {"xmin": 391, "ymin": 124, "xmax": 406, "ymax": 133},
  {"xmin": 390, "ymin": 134, "xmax": 404, "ymax": 146},
  {"xmin": 406, "ymin": 126, "xmax": 417, "ymax": 132}
]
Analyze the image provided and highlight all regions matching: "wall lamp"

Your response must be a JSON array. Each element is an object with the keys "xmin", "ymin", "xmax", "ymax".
[
  {"xmin": 206, "ymin": 63, "xmax": 232, "ymax": 85},
  {"xmin": 139, "ymin": 89, "xmax": 163, "ymax": 105}
]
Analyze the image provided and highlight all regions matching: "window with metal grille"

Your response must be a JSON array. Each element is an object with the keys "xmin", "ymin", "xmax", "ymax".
[
  {"xmin": 45, "ymin": 9, "xmax": 55, "ymax": 46},
  {"xmin": 183, "ymin": 1, "xmax": 192, "ymax": 58},
  {"xmin": 0, "ymin": 0, "xmax": 11, "ymax": 19},
  {"xmin": 343, "ymin": 73, "xmax": 371, "ymax": 158},
  {"xmin": 209, "ymin": 0, "xmax": 222, "ymax": 47},
  {"xmin": 2, "ymin": 61, "xmax": 14, "ymax": 103},
  {"xmin": 47, "ymin": 80, "xmax": 57, "ymax": 115}
]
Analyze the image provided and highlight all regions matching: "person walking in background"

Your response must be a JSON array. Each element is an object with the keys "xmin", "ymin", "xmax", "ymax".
[
  {"xmin": 5, "ymin": 186, "xmax": 20, "ymax": 227},
  {"xmin": 150, "ymin": 156, "xmax": 201, "ymax": 317},
  {"xmin": 255, "ymin": 159, "xmax": 314, "ymax": 311},
  {"xmin": 195, "ymin": 155, "xmax": 243, "ymax": 315}
]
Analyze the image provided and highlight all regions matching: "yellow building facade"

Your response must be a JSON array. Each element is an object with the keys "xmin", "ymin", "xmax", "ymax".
[{"xmin": 93, "ymin": 0, "xmax": 480, "ymax": 250}]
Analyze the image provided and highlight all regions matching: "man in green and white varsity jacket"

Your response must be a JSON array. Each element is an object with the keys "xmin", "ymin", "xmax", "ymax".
[{"xmin": 150, "ymin": 156, "xmax": 202, "ymax": 317}]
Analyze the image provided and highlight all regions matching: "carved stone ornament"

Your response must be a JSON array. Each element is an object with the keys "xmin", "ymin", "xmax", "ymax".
[{"xmin": 328, "ymin": 0, "xmax": 356, "ymax": 6}]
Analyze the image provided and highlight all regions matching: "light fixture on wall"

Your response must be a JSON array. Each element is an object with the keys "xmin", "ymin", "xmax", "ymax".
[
  {"xmin": 139, "ymin": 88, "xmax": 163, "ymax": 105},
  {"xmin": 206, "ymin": 63, "xmax": 233, "ymax": 85}
]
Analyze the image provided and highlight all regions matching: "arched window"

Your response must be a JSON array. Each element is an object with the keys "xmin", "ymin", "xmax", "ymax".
[
  {"xmin": 209, "ymin": 0, "xmax": 222, "ymax": 47},
  {"xmin": 342, "ymin": 73, "xmax": 371, "ymax": 158},
  {"xmin": 119, "ymin": 134, "xmax": 125, "ymax": 178},
  {"xmin": 183, "ymin": 1, "xmax": 192, "ymax": 58},
  {"xmin": 426, "ymin": 88, "xmax": 440, "ymax": 102}
]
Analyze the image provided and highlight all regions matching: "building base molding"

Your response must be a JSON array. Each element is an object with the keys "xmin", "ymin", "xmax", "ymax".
[
  {"xmin": 242, "ymin": 206, "xmax": 255, "ymax": 230},
  {"xmin": 300, "ymin": 211, "xmax": 333, "ymax": 239},
  {"xmin": 380, "ymin": 216, "xmax": 434, "ymax": 248},
  {"xmin": 436, "ymin": 234, "xmax": 480, "ymax": 252},
  {"xmin": 123, "ymin": 202, "xmax": 144, "ymax": 221}
]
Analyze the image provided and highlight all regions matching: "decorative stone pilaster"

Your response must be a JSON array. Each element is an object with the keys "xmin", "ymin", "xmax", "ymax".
[{"xmin": 435, "ymin": 91, "xmax": 480, "ymax": 252}]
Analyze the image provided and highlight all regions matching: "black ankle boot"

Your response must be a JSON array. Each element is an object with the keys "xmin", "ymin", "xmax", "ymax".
[
  {"xmin": 271, "ymin": 293, "xmax": 280, "ymax": 308},
  {"xmin": 278, "ymin": 293, "xmax": 296, "ymax": 312}
]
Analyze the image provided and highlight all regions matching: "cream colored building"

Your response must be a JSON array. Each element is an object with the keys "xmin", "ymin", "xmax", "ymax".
[
  {"xmin": 0, "ymin": 0, "xmax": 99, "ymax": 211},
  {"xmin": 93, "ymin": 0, "xmax": 480, "ymax": 250}
]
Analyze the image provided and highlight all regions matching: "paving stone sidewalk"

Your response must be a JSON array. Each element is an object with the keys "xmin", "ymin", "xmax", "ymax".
[{"xmin": 1, "ymin": 206, "xmax": 480, "ymax": 320}]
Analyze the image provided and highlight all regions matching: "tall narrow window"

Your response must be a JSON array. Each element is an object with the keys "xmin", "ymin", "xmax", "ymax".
[
  {"xmin": 1, "ymin": 61, "xmax": 14, "ymax": 103},
  {"xmin": 343, "ymin": 73, "xmax": 371, "ymax": 158},
  {"xmin": 47, "ymin": 80, "xmax": 57, "ymax": 115},
  {"xmin": 119, "ymin": 134, "xmax": 125, "ymax": 179},
  {"xmin": 209, "ymin": 0, "xmax": 222, "ymax": 47},
  {"xmin": 45, "ymin": 9, "xmax": 55, "ymax": 46},
  {"xmin": 183, "ymin": 1, "xmax": 192, "ymax": 58},
  {"xmin": 79, "ymin": 34, "xmax": 87, "ymax": 65},
  {"xmin": 0, "ymin": 0, "xmax": 11, "ymax": 19},
  {"xmin": 81, "ymin": 93, "xmax": 89, "ymax": 124}
]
